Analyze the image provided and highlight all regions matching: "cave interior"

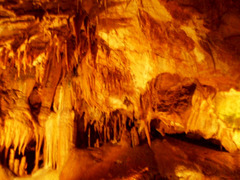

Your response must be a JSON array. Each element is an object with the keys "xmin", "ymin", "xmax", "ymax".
[{"xmin": 0, "ymin": 0, "xmax": 240, "ymax": 179}]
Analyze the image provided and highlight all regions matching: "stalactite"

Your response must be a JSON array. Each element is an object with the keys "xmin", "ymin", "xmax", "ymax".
[
  {"xmin": 16, "ymin": 57, "xmax": 21, "ymax": 78},
  {"xmin": 21, "ymin": 133, "xmax": 29, "ymax": 156},
  {"xmin": 64, "ymin": 40, "xmax": 69, "ymax": 71},
  {"xmin": 22, "ymin": 41, "xmax": 28, "ymax": 74},
  {"xmin": 35, "ymin": 133, "xmax": 43, "ymax": 172},
  {"xmin": 13, "ymin": 128, "xmax": 20, "ymax": 153},
  {"xmin": 74, "ymin": 6, "xmax": 85, "ymax": 46},
  {"xmin": 56, "ymin": 38, "xmax": 60, "ymax": 63},
  {"xmin": 84, "ymin": 16, "xmax": 89, "ymax": 37},
  {"xmin": 4, "ymin": 130, "xmax": 11, "ymax": 164},
  {"xmin": 44, "ymin": 114, "xmax": 54, "ymax": 169}
]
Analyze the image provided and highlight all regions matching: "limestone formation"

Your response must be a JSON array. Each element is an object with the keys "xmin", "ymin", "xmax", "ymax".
[{"xmin": 0, "ymin": 0, "xmax": 240, "ymax": 179}]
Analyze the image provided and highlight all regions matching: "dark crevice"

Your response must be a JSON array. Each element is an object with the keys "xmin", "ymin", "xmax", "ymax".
[
  {"xmin": 75, "ymin": 112, "xmax": 88, "ymax": 148},
  {"xmin": 150, "ymin": 119, "xmax": 226, "ymax": 151},
  {"xmin": 25, "ymin": 150, "xmax": 35, "ymax": 174},
  {"xmin": 0, "ymin": 139, "xmax": 44, "ymax": 176},
  {"xmin": 28, "ymin": 86, "xmax": 42, "ymax": 124},
  {"xmin": 150, "ymin": 119, "xmax": 164, "ymax": 140},
  {"xmin": 167, "ymin": 133, "xmax": 226, "ymax": 152}
]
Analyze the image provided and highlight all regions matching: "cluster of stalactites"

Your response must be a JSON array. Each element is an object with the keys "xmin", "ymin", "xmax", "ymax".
[
  {"xmin": 0, "ymin": 0, "xmax": 103, "ymax": 84},
  {"xmin": 0, "ymin": 118, "xmax": 36, "ymax": 176},
  {"xmin": 74, "ymin": 109, "xmax": 144, "ymax": 149}
]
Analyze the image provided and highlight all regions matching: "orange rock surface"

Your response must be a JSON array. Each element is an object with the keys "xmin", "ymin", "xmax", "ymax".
[{"xmin": 0, "ymin": 0, "xmax": 240, "ymax": 179}]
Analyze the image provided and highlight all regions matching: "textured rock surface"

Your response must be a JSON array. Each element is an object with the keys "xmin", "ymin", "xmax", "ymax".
[
  {"xmin": 0, "ymin": 0, "xmax": 240, "ymax": 178},
  {"xmin": 60, "ymin": 137, "xmax": 240, "ymax": 180}
]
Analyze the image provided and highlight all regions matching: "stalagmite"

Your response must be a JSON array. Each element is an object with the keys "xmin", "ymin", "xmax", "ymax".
[
  {"xmin": 8, "ymin": 149, "xmax": 14, "ymax": 172},
  {"xmin": 19, "ymin": 156, "xmax": 26, "ymax": 176},
  {"xmin": 131, "ymin": 127, "xmax": 139, "ymax": 147},
  {"xmin": 94, "ymin": 139, "xmax": 99, "ymax": 148},
  {"xmin": 13, "ymin": 159, "xmax": 19, "ymax": 175},
  {"xmin": 104, "ymin": 126, "xmax": 107, "ymax": 143},
  {"xmin": 107, "ymin": 127, "xmax": 110, "ymax": 141},
  {"xmin": 88, "ymin": 126, "xmax": 91, "ymax": 147}
]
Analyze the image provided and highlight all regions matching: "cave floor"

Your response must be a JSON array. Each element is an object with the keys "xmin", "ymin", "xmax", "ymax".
[
  {"xmin": 60, "ymin": 136, "xmax": 240, "ymax": 180},
  {"xmin": 1, "ymin": 136, "xmax": 239, "ymax": 180}
]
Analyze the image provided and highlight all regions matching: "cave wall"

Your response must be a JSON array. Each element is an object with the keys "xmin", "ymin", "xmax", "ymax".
[{"xmin": 0, "ymin": 0, "xmax": 240, "ymax": 176}]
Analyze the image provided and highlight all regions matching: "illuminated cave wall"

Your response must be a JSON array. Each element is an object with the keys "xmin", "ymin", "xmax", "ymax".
[{"xmin": 0, "ymin": 0, "xmax": 240, "ymax": 176}]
